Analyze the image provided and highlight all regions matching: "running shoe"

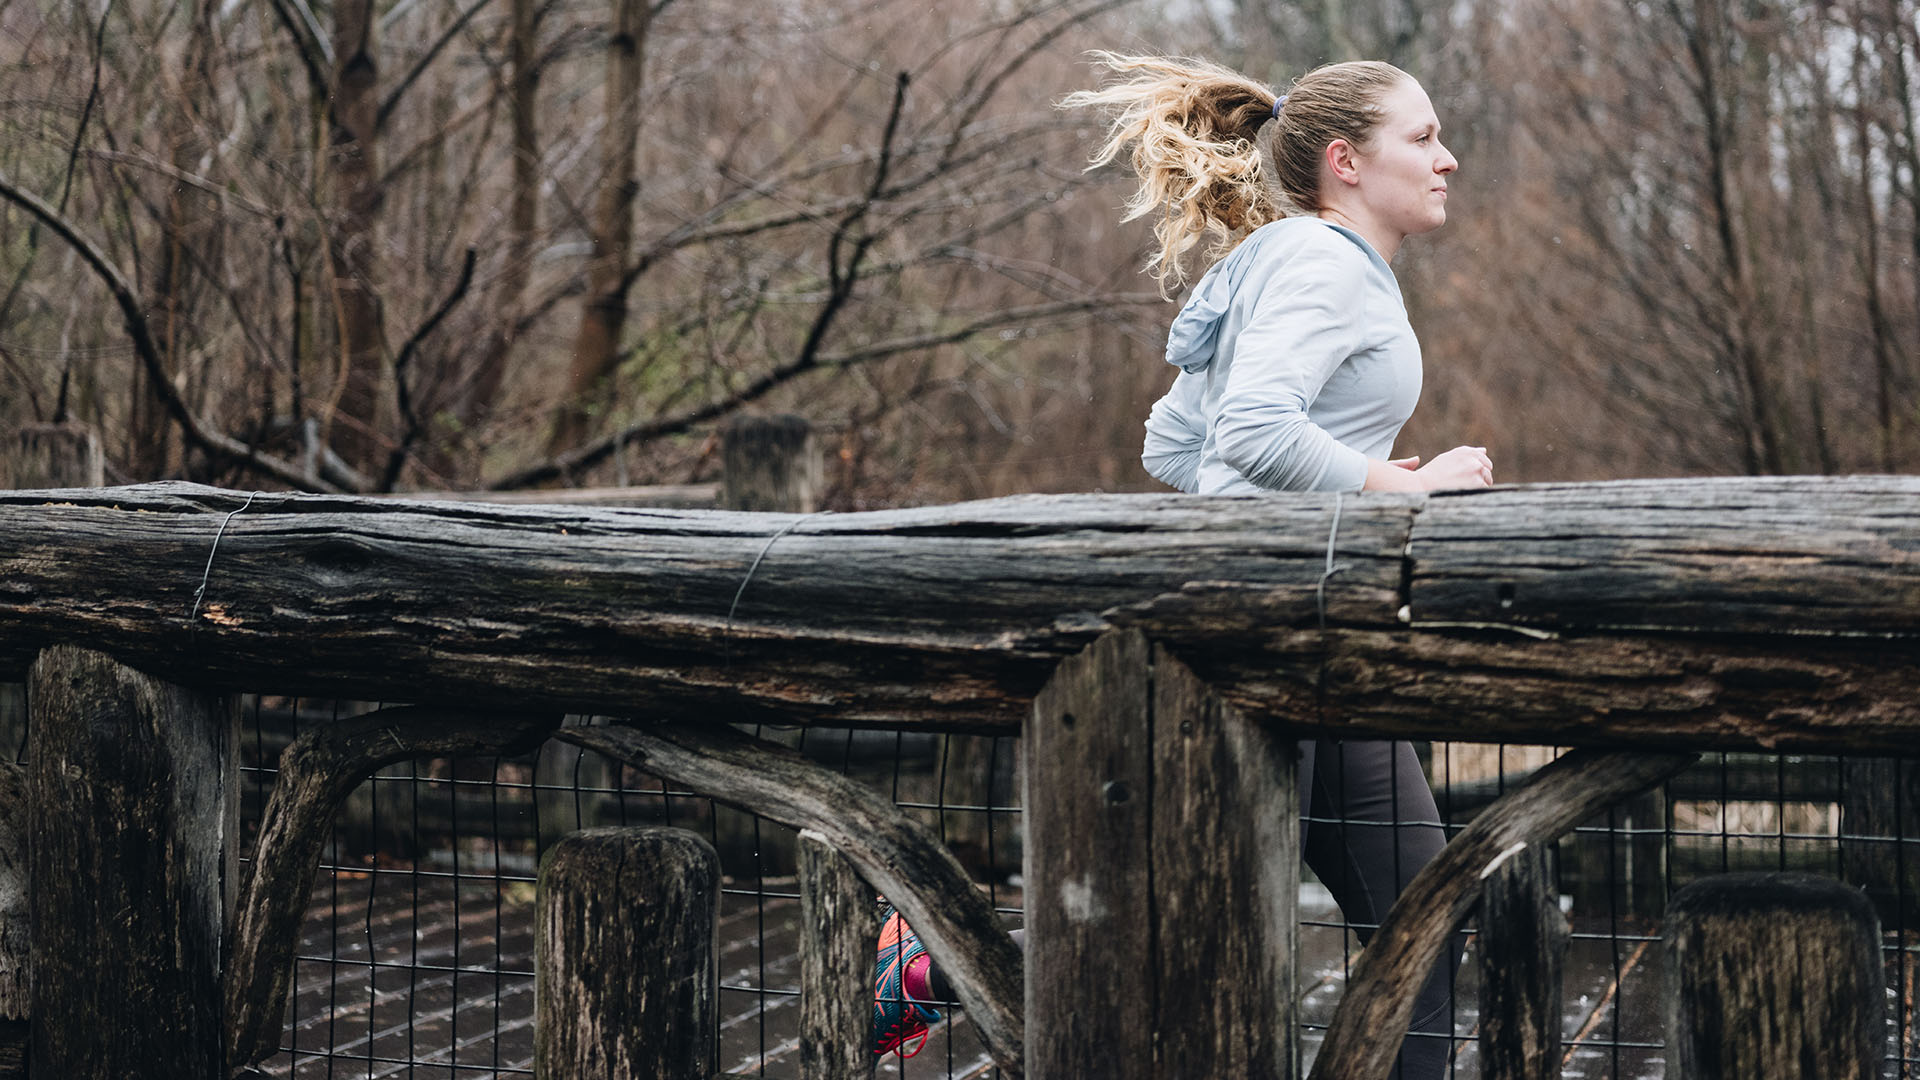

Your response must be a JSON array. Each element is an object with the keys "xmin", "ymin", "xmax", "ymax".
[{"xmin": 871, "ymin": 906, "xmax": 942, "ymax": 1057}]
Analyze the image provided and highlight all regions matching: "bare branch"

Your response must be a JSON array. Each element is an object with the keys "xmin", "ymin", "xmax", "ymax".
[
  {"xmin": 488, "ymin": 294, "xmax": 1154, "ymax": 491},
  {"xmin": 376, "ymin": 0, "xmax": 498, "ymax": 133},
  {"xmin": 0, "ymin": 0, "xmax": 113, "ymax": 331},
  {"xmin": 383, "ymin": 248, "xmax": 479, "ymax": 491},
  {"xmin": 262, "ymin": 0, "xmax": 332, "ymax": 95},
  {"xmin": 82, "ymin": 150, "xmax": 277, "ymax": 220},
  {"xmin": 0, "ymin": 170, "xmax": 336, "ymax": 493}
]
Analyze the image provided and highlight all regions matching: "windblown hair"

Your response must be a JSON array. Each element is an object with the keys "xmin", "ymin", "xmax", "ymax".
[{"xmin": 1061, "ymin": 52, "xmax": 1411, "ymax": 290}]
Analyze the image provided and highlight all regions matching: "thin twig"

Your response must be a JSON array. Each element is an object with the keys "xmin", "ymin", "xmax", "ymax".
[
  {"xmin": 0, "ymin": 0, "xmax": 114, "ymax": 330},
  {"xmin": 488, "ymin": 292, "xmax": 1146, "ymax": 491},
  {"xmin": 262, "ymin": 0, "xmax": 331, "ymax": 96},
  {"xmin": 0, "ymin": 171, "xmax": 336, "ymax": 493},
  {"xmin": 382, "ymin": 248, "xmax": 479, "ymax": 491},
  {"xmin": 376, "ymin": 0, "xmax": 498, "ymax": 132}
]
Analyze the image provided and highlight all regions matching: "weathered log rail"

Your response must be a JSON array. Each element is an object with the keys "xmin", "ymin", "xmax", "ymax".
[
  {"xmin": 8, "ymin": 476, "xmax": 1920, "ymax": 749},
  {"xmin": 2, "ymin": 470, "xmax": 1917, "ymax": 1078}
]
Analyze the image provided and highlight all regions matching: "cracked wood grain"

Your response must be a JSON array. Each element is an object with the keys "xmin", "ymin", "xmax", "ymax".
[{"xmin": 4, "ymin": 480, "xmax": 1920, "ymax": 750}]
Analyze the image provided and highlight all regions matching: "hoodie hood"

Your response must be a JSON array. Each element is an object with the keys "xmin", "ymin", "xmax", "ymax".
[{"xmin": 1163, "ymin": 218, "xmax": 1392, "ymax": 374}]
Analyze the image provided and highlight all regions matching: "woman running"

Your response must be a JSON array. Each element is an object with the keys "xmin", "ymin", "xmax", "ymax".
[{"xmin": 873, "ymin": 53, "xmax": 1488, "ymax": 1080}]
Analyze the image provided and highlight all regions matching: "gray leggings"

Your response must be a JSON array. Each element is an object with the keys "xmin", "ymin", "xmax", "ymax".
[
  {"xmin": 925, "ymin": 739, "xmax": 1455, "ymax": 1079},
  {"xmin": 1301, "ymin": 738, "xmax": 1455, "ymax": 1080}
]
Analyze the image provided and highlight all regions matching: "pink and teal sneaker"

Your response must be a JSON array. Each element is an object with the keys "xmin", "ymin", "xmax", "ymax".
[{"xmin": 871, "ymin": 906, "xmax": 942, "ymax": 1057}]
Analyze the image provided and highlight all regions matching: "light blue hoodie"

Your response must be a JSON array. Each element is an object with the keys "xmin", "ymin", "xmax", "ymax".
[{"xmin": 1141, "ymin": 216, "xmax": 1422, "ymax": 494}]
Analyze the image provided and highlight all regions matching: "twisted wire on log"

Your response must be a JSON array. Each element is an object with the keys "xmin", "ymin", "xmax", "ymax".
[
  {"xmin": 225, "ymin": 706, "xmax": 559, "ymax": 1071},
  {"xmin": 10, "ymin": 480, "xmax": 1920, "ymax": 751},
  {"xmin": 554, "ymin": 722, "xmax": 1026, "ymax": 1078},
  {"xmin": 1307, "ymin": 748, "xmax": 1698, "ymax": 1080}
]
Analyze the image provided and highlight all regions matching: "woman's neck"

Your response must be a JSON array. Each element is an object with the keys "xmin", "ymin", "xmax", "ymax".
[{"xmin": 1315, "ymin": 207, "xmax": 1400, "ymax": 263}]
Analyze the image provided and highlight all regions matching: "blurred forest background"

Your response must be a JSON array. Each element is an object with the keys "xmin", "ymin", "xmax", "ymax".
[{"xmin": 1, "ymin": 0, "xmax": 1917, "ymax": 505}]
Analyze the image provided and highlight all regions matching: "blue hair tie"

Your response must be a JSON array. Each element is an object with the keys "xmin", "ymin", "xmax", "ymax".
[{"xmin": 1272, "ymin": 94, "xmax": 1287, "ymax": 119}]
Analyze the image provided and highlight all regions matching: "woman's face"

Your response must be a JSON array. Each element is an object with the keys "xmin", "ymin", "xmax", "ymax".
[{"xmin": 1353, "ymin": 79, "xmax": 1457, "ymax": 238}]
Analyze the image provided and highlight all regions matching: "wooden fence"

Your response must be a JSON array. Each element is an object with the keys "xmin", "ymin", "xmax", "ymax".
[{"xmin": 3, "ymin": 421, "xmax": 1919, "ymax": 1077}]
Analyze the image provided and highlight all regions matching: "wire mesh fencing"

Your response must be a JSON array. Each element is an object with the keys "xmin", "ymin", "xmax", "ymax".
[
  {"xmin": 237, "ymin": 701, "xmax": 1024, "ymax": 1079},
  {"xmin": 3, "ymin": 681, "xmax": 1916, "ymax": 1078}
]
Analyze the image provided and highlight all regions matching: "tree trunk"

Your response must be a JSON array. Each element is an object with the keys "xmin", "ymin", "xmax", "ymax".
[
  {"xmin": 326, "ymin": 0, "xmax": 389, "ymax": 476},
  {"xmin": 457, "ymin": 0, "xmax": 542, "ymax": 446},
  {"xmin": 549, "ymin": 0, "xmax": 649, "ymax": 455}
]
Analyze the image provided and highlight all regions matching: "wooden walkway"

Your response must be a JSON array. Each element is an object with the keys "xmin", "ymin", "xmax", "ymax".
[
  {"xmin": 256, "ymin": 870, "xmax": 1016, "ymax": 1079},
  {"xmin": 252, "ymin": 868, "xmax": 1743, "ymax": 1080}
]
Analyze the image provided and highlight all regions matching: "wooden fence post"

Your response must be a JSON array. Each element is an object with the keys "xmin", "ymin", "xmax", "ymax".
[
  {"xmin": 4, "ymin": 422, "xmax": 104, "ymax": 1078},
  {"xmin": 1478, "ymin": 844, "xmax": 1565, "ymax": 1080},
  {"xmin": 797, "ymin": 829, "xmax": 884, "ymax": 1080},
  {"xmin": 0, "ymin": 764, "xmax": 25, "ymax": 1076},
  {"xmin": 1665, "ymin": 871, "xmax": 1883, "ymax": 1080},
  {"xmin": 1840, "ymin": 757, "xmax": 1920, "ymax": 926},
  {"xmin": 1025, "ymin": 630, "xmax": 1297, "ymax": 1080},
  {"xmin": 536, "ymin": 826, "xmax": 720, "ymax": 1080},
  {"xmin": 1620, "ymin": 789, "xmax": 1668, "ymax": 916},
  {"xmin": 722, "ymin": 413, "xmax": 823, "ymax": 513},
  {"xmin": 27, "ymin": 645, "xmax": 235, "ymax": 1078},
  {"xmin": 1, "ymin": 423, "xmax": 103, "ymax": 489}
]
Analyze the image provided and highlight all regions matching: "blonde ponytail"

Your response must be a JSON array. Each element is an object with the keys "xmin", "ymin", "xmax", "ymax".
[
  {"xmin": 1063, "ymin": 52, "xmax": 1413, "ymax": 291},
  {"xmin": 1060, "ymin": 52, "xmax": 1282, "ymax": 291}
]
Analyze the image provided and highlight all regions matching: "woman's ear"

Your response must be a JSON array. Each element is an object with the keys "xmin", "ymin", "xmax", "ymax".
[{"xmin": 1324, "ymin": 138, "xmax": 1361, "ymax": 188}]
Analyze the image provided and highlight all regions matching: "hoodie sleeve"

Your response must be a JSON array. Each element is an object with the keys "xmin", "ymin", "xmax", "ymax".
[
  {"xmin": 1212, "ymin": 236, "xmax": 1372, "ymax": 493},
  {"xmin": 1141, "ymin": 370, "xmax": 1207, "ymax": 493}
]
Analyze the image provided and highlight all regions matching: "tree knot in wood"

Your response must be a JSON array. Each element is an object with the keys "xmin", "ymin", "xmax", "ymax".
[{"xmin": 307, "ymin": 537, "xmax": 375, "ymax": 575}]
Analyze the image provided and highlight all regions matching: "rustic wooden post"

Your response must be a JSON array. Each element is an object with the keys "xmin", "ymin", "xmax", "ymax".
[
  {"xmin": 533, "ymin": 737, "xmax": 622, "ymax": 845},
  {"xmin": 535, "ymin": 826, "xmax": 720, "ymax": 1080},
  {"xmin": 1840, "ymin": 757, "xmax": 1920, "ymax": 925},
  {"xmin": 27, "ymin": 645, "xmax": 235, "ymax": 1078},
  {"xmin": 2, "ymin": 422, "xmax": 104, "ymax": 1078},
  {"xmin": 0, "ymin": 763, "xmax": 25, "ymax": 1076},
  {"xmin": 1620, "ymin": 789, "xmax": 1669, "ymax": 916},
  {"xmin": 1665, "ymin": 872, "xmax": 1884, "ymax": 1080},
  {"xmin": 797, "ymin": 829, "xmax": 884, "ymax": 1080},
  {"xmin": 1477, "ymin": 843, "xmax": 1565, "ymax": 1080},
  {"xmin": 1025, "ymin": 630, "xmax": 1297, "ymax": 1080},
  {"xmin": 722, "ymin": 413, "xmax": 823, "ymax": 513},
  {"xmin": 1, "ymin": 423, "xmax": 103, "ymax": 489}
]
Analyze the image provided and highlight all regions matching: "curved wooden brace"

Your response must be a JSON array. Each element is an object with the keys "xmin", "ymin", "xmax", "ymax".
[
  {"xmin": 1307, "ymin": 748, "xmax": 1699, "ymax": 1080},
  {"xmin": 556, "ymin": 722, "xmax": 1026, "ymax": 1078},
  {"xmin": 225, "ymin": 707, "xmax": 559, "ymax": 1072}
]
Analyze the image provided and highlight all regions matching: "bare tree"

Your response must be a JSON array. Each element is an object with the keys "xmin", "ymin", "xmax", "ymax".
[{"xmin": 548, "ymin": 0, "xmax": 649, "ymax": 454}]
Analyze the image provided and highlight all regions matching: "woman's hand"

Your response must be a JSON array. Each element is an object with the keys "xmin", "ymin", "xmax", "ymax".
[
  {"xmin": 1416, "ymin": 445, "xmax": 1492, "ymax": 490},
  {"xmin": 1362, "ymin": 447, "xmax": 1492, "ymax": 492}
]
